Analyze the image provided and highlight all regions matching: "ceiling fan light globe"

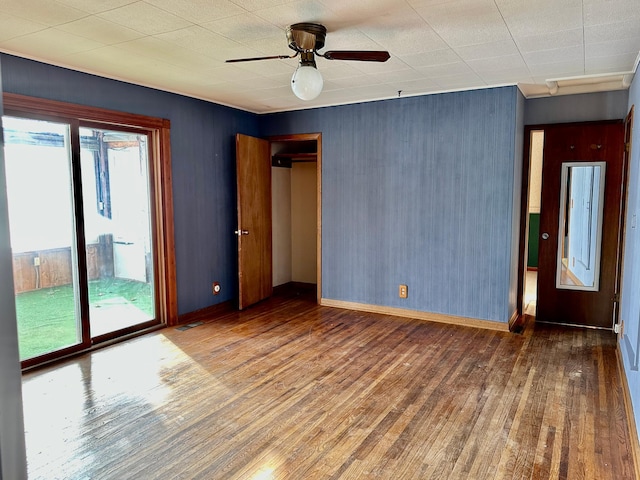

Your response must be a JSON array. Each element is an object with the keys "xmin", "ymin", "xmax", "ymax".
[{"xmin": 291, "ymin": 65, "xmax": 323, "ymax": 100}]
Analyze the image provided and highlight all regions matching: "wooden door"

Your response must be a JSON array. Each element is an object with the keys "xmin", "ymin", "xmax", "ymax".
[
  {"xmin": 236, "ymin": 134, "xmax": 272, "ymax": 310},
  {"xmin": 537, "ymin": 122, "xmax": 624, "ymax": 328}
]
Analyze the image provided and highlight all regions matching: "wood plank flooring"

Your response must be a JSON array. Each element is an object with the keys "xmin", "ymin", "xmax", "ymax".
[{"xmin": 22, "ymin": 291, "xmax": 635, "ymax": 479}]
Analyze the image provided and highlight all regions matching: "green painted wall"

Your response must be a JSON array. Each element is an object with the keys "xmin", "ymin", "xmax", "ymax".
[{"xmin": 527, "ymin": 213, "xmax": 540, "ymax": 268}]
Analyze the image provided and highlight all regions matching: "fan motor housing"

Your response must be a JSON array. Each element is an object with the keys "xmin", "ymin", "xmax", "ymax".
[{"xmin": 287, "ymin": 23, "xmax": 327, "ymax": 52}]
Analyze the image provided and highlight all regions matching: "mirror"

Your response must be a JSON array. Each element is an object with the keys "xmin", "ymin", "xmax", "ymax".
[{"xmin": 556, "ymin": 162, "xmax": 606, "ymax": 291}]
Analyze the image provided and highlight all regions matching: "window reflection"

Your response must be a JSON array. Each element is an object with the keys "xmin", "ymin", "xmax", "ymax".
[{"xmin": 556, "ymin": 162, "xmax": 606, "ymax": 291}]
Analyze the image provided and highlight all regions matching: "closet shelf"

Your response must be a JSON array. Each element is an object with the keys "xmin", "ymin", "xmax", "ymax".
[{"xmin": 272, "ymin": 152, "xmax": 317, "ymax": 161}]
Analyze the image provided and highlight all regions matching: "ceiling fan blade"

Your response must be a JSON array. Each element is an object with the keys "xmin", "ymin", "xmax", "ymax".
[
  {"xmin": 321, "ymin": 50, "xmax": 390, "ymax": 62},
  {"xmin": 226, "ymin": 54, "xmax": 296, "ymax": 63}
]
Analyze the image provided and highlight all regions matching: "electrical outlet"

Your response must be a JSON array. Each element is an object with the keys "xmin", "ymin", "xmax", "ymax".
[
  {"xmin": 399, "ymin": 284, "xmax": 408, "ymax": 299},
  {"xmin": 33, "ymin": 257, "xmax": 40, "ymax": 266},
  {"xmin": 212, "ymin": 282, "xmax": 221, "ymax": 295}
]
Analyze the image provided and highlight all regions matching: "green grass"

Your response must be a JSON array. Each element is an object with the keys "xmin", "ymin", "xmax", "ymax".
[{"xmin": 16, "ymin": 278, "xmax": 153, "ymax": 360}]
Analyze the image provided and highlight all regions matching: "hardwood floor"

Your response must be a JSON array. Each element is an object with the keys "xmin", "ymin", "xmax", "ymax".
[{"xmin": 22, "ymin": 291, "xmax": 634, "ymax": 479}]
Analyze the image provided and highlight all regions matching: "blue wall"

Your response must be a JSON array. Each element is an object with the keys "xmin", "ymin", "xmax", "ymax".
[
  {"xmin": 263, "ymin": 87, "xmax": 521, "ymax": 323},
  {"xmin": 620, "ymin": 73, "xmax": 640, "ymax": 443},
  {"xmin": 0, "ymin": 54, "xmax": 260, "ymax": 315},
  {"xmin": 525, "ymin": 90, "xmax": 629, "ymax": 125}
]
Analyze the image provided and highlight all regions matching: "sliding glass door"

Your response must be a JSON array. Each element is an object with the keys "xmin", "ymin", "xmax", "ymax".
[
  {"xmin": 3, "ymin": 113, "xmax": 162, "ymax": 365},
  {"xmin": 79, "ymin": 126, "xmax": 156, "ymax": 338},
  {"xmin": 4, "ymin": 116, "xmax": 84, "ymax": 360}
]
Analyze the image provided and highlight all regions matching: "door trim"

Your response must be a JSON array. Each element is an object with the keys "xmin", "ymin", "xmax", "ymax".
[
  {"xmin": 268, "ymin": 133, "xmax": 322, "ymax": 303},
  {"xmin": 516, "ymin": 126, "xmax": 535, "ymax": 318},
  {"xmin": 614, "ymin": 106, "xmax": 634, "ymax": 330}
]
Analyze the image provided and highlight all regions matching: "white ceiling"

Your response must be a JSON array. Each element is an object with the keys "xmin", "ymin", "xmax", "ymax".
[{"xmin": 0, "ymin": 0, "xmax": 638, "ymax": 113}]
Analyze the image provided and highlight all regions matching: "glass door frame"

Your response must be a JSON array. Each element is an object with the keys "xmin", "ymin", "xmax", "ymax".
[{"xmin": 3, "ymin": 93, "xmax": 177, "ymax": 370}]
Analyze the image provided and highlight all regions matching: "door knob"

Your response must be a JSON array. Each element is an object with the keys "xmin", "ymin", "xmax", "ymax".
[
  {"xmin": 541, "ymin": 232, "xmax": 549, "ymax": 240},
  {"xmin": 234, "ymin": 229, "xmax": 249, "ymax": 236}
]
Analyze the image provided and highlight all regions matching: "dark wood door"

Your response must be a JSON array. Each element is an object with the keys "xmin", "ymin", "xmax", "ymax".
[
  {"xmin": 537, "ymin": 122, "xmax": 624, "ymax": 328},
  {"xmin": 236, "ymin": 134, "xmax": 272, "ymax": 310}
]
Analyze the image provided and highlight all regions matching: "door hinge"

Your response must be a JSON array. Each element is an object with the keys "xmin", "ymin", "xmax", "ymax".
[{"xmin": 625, "ymin": 142, "xmax": 631, "ymax": 153}]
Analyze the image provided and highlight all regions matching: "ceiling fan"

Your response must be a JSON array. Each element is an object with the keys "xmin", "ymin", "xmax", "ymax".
[{"xmin": 226, "ymin": 23, "xmax": 391, "ymax": 101}]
